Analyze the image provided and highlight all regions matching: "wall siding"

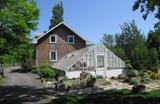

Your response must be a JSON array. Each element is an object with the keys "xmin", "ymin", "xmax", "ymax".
[{"xmin": 36, "ymin": 24, "xmax": 86, "ymax": 66}]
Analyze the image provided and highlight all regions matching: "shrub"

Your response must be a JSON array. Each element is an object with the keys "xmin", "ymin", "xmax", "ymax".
[
  {"xmin": 32, "ymin": 68, "xmax": 39, "ymax": 73},
  {"xmin": 148, "ymin": 70, "xmax": 160, "ymax": 79},
  {"xmin": 127, "ymin": 69, "xmax": 139, "ymax": 77},
  {"xmin": 129, "ymin": 77, "xmax": 140, "ymax": 85},
  {"xmin": 38, "ymin": 65, "xmax": 56, "ymax": 78},
  {"xmin": 139, "ymin": 70, "xmax": 145, "ymax": 77},
  {"xmin": 140, "ymin": 78, "xmax": 148, "ymax": 84},
  {"xmin": 126, "ymin": 62, "xmax": 133, "ymax": 70}
]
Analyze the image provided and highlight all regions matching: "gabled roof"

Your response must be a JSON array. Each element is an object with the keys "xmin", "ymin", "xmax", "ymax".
[{"xmin": 34, "ymin": 22, "xmax": 92, "ymax": 44}]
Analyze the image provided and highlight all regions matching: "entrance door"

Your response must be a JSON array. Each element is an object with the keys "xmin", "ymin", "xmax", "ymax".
[
  {"xmin": 96, "ymin": 54, "xmax": 105, "ymax": 76},
  {"xmin": 96, "ymin": 55, "xmax": 105, "ymax": 68}
]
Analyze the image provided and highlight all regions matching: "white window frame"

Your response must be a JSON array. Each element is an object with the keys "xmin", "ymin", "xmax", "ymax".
[
  {"xmin": 49, "ymin": 34, "xmax": 57, "ymax": 43},
  {"xmin": 68, "ymin": 35, "xmax": 75, "ymax": 44},
  {"xmin": 50, "ymin": 50, "xmax": 57, "ymax": 61}
]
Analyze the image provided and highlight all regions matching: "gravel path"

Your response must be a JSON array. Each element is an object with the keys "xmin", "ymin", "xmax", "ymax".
[
  {"xmin": 0, "ymin": 66, "xmax": 52, "ymax": 104},
  {"xmin": 4, "ymin": 66, "xmax": 43, "ymax": 88}
]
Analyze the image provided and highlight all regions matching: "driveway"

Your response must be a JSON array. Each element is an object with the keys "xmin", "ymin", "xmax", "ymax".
[{"xmin": 0, "ymin": 66, "xmax": 52, "ymax": 104}]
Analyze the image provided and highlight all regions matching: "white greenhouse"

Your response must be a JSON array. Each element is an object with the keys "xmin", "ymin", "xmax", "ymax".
[{"xmin": 52, "ymin": 44, "xmax": 126, "ymax": 78}]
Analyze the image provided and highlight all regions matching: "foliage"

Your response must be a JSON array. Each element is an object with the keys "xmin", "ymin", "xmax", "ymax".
[
  {"xmin": 139, "ymin": 70, "xmax": 148, "ymax": 78},
  {"xmin": 102, "ymin": 20, "xmax": 150, "ymax": 70},
  {"xmin": 0, "ymin": 77, "xmax": 5, "ymax": 85},
  {"xmin": 140, "ymin": 78, "xmax": 149, "ymax": 84},
  {"xmin": 49, "ymin": 1, "xmax": 64, "ymax": 29},
  {"xmin": 38, "ymin": 65, "xmax": 56, "ymax": 78},
  {"xmin": 129, "ymin": 78, "xmax": 140, "ymax": 85},
  {"xmin": 147, "ymin": 30, "xmax": 160, "ymax": 67},
  {"xmin": 101, "ymin": 34, "xmax": 114, "ymax": 51},
  {"xmin": 0, "ymin": 0, "xmax": 39, "ymax": 66},
  {"xmin": 147, "ymin": 70, "xmax": 160, "ymax": 79},
  {"xmin": 127, "ymin": 69, "xmax": 139, "ymax": 77},
  {"xmin": 117, "ymin": 20, "xmax": 148, "ymax": 70},
  {"xmin": 133, "ymin": 0, "xmax": 160, "ymax": 28},
  {"xmin": 55, "ymin": 69, "xmax": 65, "ymax": 77}
]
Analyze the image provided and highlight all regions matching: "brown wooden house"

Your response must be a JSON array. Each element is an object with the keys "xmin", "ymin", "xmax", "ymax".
[{"xmin": 34, "ymin": 22, "xmax": 91, "ymax": 67}]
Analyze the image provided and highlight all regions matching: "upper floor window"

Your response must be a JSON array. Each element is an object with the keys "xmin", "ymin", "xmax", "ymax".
[
  {"xmin": 68, "ymin": 35, "xmax": 74, "ymax": 44},
  {"xmin": 50, "ymin": 34, "xmax": 57, "ymax": 43},
  {"xmin": 50, "ymin": 51, "xmax": 57, "ymax": 61}
]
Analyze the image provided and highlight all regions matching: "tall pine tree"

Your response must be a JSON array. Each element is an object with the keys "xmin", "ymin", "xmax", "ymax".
[{"xmin": 49, "ymin": 1, "xmax": 64, "ymax": 29}]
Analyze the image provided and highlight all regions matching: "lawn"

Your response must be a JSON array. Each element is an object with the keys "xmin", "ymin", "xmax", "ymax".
[
  {"xmin": 49, "ymin": 89, "xmax": 160, "ymax": 104},
  {"xmin": 0, "ymin": 77, "xmax": 5, "ymax": 85}
]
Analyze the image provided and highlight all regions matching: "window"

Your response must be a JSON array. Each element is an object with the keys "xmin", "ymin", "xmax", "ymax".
[
  {"xmin": 97, "ymin": 55, "xmax": 104, "ymax": 68},
  {"xmin": 68, "ymin": 35, "xmax": 74, "ymax": 44},
  {"xmin": 50, "ymin": 51, "xmax": 57, "ymax": 61},
  {"xmin": 50, "ymin": 35, "xmax": 56, "ymax": 43}
]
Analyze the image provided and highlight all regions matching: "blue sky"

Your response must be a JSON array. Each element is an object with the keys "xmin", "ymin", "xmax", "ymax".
[{"xmin": 32, "ymin": 0, "xmax": 156, "ymax": 43}]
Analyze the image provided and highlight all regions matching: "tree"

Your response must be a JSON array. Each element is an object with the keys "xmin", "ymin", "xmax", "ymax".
[
  {"xmin": 147, "ymin": 30, "xmax": 160, "ymax": 66},
  {"xmin": 115, "ymin": 20, "xmax": 148, "ymax": 70},
  {"xmin": 133, "ymin": 0, "xmax": 160, "ymax": 28},
  {"xmin": 114, "ymin": 33, "xmax": 128, "ymax": 60},
  {"xmin": 148, "ymin": 48, "xmax": 159, "ymax": 67},
  {"xmin": 49, "ymin": 1, "xmax": 64, "ymax": 29},
  {"xmin": 0, "ymin": 0, "xmax": 39, "ymax": 66},
  {"xmin": 101, "ymin": 34, "xmax": 114, "ymax": 51}
]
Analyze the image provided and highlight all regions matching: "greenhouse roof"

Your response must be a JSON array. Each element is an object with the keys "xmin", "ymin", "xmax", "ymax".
[{"xmin": 52, "ymin": 45, "xmax": 95, "ymax": 71}]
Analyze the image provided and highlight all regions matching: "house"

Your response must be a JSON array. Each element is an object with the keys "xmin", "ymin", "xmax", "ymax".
[{"xmin": 34, "ymin": 22, "xmax": 126, "ymax": 78}]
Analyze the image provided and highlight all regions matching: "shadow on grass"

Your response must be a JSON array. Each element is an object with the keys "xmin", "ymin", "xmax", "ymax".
[
  {"xmin": 48, "ymin": 89, "xmax": 160, "ymax": 104},
  {"xmin": 0, "ymin": 85, "xmax": 52, "ymax": 104}
]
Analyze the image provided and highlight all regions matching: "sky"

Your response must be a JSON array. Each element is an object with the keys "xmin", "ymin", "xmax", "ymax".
[{"xmin": 32, "ymin": 0, "xmax": 157, "ymax": 43}]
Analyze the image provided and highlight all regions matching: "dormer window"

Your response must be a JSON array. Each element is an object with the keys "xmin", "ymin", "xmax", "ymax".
[
  {"xmin": 68, "ymin": 35, "xmax": 74, "ymax": 44},
  {"xmin": 50, "ymin": 34, "xmax": 57, "ymax": 43}
]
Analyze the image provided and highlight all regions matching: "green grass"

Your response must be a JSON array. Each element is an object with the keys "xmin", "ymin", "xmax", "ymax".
[
  {"xmin": 0, "ymin": 77, "xmax": 5, "ymax": 85},
  {"xmin": 49, "ymin": 89, "xmax": 160, "ymax": 104}
]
